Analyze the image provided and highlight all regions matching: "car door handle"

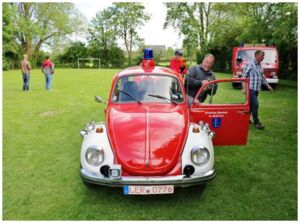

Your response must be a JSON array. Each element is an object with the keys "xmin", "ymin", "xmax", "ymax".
[{"xmin": 237, "ymin": 110, "xmax": 250, "ymax": 114}]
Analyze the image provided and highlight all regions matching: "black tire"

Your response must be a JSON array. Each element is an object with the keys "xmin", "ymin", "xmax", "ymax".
[
  {"xmin": 269, "ymin": 83, "xmax": 276, "ymax": 89},
  {"xmin": 232, "ymin": 82, "xmax": 242, "ymax": 89},
  {"xmin": 82, "ymin": 180, "xmax": 98, "ymax": 189}
]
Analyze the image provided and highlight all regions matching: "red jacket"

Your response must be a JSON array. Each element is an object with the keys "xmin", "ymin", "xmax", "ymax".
[
  {"xmin": 169, "ymin": 57, "xmax": 188, "ymax": 75},
  {"xmin": 42, "ymin": 59, "xmax": 54, "ymax": 68},
  {"xmin": 41, "ymin": 59, "xmax": 54, "ymax": 74}
]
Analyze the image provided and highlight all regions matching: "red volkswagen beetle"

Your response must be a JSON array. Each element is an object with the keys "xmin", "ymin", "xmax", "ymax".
[{"xmin": 80, "ymin": 49, "xmax": 250, "ymax": 195}]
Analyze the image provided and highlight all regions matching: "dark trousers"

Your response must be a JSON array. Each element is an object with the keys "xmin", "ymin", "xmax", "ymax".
[
  {"xmin": 250, "ymin": 90, "xmax": 259, "ymax": 124},
  {"xmin": 22, "ymin": 73, "xmax": 30, "ymax": 91}
]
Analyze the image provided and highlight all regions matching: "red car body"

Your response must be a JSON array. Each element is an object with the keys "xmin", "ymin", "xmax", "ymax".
[
  {"xmin": 106, "ymin": 67, "xmax": 189, "ymax": 176},
  {"xmin": 80, "ymin": 50, "xmax": 250, "ymax": 194}
]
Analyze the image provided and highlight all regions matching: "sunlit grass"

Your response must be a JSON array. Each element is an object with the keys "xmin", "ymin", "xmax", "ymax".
[{"xmin": 3, "ymin": 69, "xmax": 297, "ymax": 220}]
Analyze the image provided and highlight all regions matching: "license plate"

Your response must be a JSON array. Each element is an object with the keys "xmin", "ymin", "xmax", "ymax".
[{"xmin": 123, "ymin": 185, "xmax": 174, "ymax": 195}]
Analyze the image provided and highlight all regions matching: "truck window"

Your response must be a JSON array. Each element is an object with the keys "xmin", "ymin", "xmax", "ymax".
[{"xmin": 237, "ymin": 49, "xmax": 277, "ymax": 63}]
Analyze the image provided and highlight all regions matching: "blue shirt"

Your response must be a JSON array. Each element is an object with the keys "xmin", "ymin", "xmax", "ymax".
[{"xmin": 242, "ymin": 60, "xmax": 267, "ymax": 91}]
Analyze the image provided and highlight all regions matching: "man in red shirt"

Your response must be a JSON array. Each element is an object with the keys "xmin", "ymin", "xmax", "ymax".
[
  {"xmin": 169, "ymin": 50, "xmax": 187, "ymax": 76},
  {"xmin": 41, "ymin": 56, "xmax": 54, "ymax": 90}
]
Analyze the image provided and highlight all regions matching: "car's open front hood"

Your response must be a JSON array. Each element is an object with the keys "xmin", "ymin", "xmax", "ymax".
[{"xmin": 107, "ymin": 104, "xmax": 188, "ymax": 176}]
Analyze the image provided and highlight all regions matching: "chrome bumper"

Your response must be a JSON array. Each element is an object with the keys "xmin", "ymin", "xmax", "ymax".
[
  {"xmin": 266, "ymin": 78, "xmax": 279, "ymax": 84},
  {"xmin": 80, "ymin": 168, "xmax": 216, "ymax": 187}
]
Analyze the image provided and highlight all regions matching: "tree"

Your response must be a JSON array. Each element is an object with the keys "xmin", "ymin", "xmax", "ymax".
[
  {"xmin": 108, "ymin": 3, "xmax": 150, "ymax": 64},
  {"xmin": 271, "ymin": 3, "xmax": 297, "ymax": 79},
  {"xmin": 3, "ymin": 3, "xmax": 20, "ymax": 69},
  {"xmin": 164, "ymin": 3, "xmax": 297, "ymax": 79},
  {"xmin": 88, "ymin": 10, "xmax": 117, "ymax": 52},
  {"xmin": 166, "ymin": 47, "xmax": 175, "ymax": 59},
  {"xmin": 13, "ymin": 3, "xmax": 86, "ymax": 60},
  {"xmin": 88, "ymin": 9, "xmax": 119, "ymax": 67},
  {"xmin": 232, "ymin": 3, "xmax": 297, "ymax": 79},
  {"xmin": 164, "ymin": 2, "xmax": 222, "ymax": 62},
  {"xmin": 164, "ymin": 3, "xmax": 213, "ymax": 52},
  {"xmin": 58, "ymin": 42, "xmax": 88, "ymax": 64}
]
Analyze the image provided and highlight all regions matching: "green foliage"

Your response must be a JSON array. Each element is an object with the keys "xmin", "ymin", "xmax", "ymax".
[
  {"xmin": 3, "ymin": 3, "xmax": 20, "ymax": 70},
  {"xmin": 3, "ymin": 2, "xmax": 86, "ymax": 69},
  {"xmin": 165, "ymin": 3, "xmax": 297, "ymax": 79},
  {"xmin": 56, "ymin": 41, "xmax": 125, "ymax": 68},
  {"xmin": 3, "ymin": 4, "xmax": 18, "ymax": 54},
  {"xmin": 3, "ymin": 70, "xmax": 297, "ymax": 220},
  {"xmin": 87, "ymin": 10, "xmax": 125, "ymax": 67},
  {"xmin": 88, "ymin": 10, "xmax": 117, "ymax": 50},
  {"xmin": 164, "ymin": 3, "xmax": 213, "ymax": 55},
  {"xmin": 108, "ymin": 3, "xmax": 150, "ymax": 64},
  {"xmin": 58, "ymin": 42, "xmax": 88, "ymax": 65},
  {"xmin": 166, "ymin": 47, "xmax": 175, "ymax": 59},
  {"xmin": 3, "ymin": 57, "xmax": 10, "ymax": 71}
]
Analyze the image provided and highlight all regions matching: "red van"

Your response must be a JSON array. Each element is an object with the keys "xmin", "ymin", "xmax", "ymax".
[{"xmin": 232, "ymin": 44, "xmax": 279, "ymax": 89}]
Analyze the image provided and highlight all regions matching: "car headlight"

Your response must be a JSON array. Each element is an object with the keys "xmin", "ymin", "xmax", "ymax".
[
  {"xmin": 85, "ymin": 146, "xmax": 104, "ymax": 166},
  {"xmin": 191, "ymin": 146, "xmax": 210, "ymax": 166}
]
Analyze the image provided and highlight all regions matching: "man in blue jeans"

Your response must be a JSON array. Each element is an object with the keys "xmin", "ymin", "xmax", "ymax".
[
  {"xmin": 242, "ymin": 50, "xmax": 273, "ymax": 129},
  {"xmin": 20, "ymin": 54, "xmax": 31, "ymax": 91},
  {"xmin": 41, "ymin": 56, "xmax": 54, "ymax": 90}
]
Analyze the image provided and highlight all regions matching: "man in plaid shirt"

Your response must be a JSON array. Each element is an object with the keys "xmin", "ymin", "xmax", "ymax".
[{"xmin": 242, "ymin": 50, "xmax": 273, "ymax": 129}]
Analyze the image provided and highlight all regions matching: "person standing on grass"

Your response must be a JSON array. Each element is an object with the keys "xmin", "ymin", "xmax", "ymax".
[
  {"xmin": 41, "ymin": 56, "xmax": 55, "ymax": 90},
  {"xmin": 20, "ymin": 54, "xmax": 31, "ymax": 91},
  {"xmin": 242, "ymin": 50, "xmax": 273, "ymax": 130},
  {"xmin": 169, "ymin": 50, "xmax": 188, "ymax": 76},
  {"xmin": 184, "ymin": 54, "xmax": 217, "ymax": 104}
]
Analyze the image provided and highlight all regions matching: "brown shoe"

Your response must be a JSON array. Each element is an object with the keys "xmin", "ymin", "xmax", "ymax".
[
  {"xmin": 254, "ymin": 122, "xmax": 265, "ymax": 130},
  {"xmin": 249, "ymin": 120, "xmax": 253, "ymax": 124}
]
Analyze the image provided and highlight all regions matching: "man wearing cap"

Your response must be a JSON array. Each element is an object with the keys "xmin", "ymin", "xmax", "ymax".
[
  {"xmin": 169, "ymin": 50, "xmax": 187, "ymax": 76},
  {"xmin": 185, "ymin": 54, "xmax": 217, "ymax": 104}
]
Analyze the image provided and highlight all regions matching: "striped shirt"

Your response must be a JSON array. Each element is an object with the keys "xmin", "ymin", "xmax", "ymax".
[{"xmin": 242, "ymin": 60, "xmax": 268, "ymax": 91}]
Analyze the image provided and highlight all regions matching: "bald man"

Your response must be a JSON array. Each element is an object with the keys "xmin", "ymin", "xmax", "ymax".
[{"xmin": 185, "ymin": 54, "xmax": 218, "ymax": 104}]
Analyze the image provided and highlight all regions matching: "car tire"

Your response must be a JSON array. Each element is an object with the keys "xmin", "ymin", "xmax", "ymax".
[
  {"xmin": 82, "ymin": 180, "xmax": 98, "ymax": 189},
  {"xmin": 196, "ymin": 183, "xmax": 207, "ymax": 191},
  {"xmin": 232, "ymin": 82, "xmax": 242, "ymax": 89},
  {"xmin": 269, "ymin": 83, "xmax": 276, "ymax": 89}
]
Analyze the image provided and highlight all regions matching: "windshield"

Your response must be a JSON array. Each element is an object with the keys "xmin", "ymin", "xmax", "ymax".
[
  {"xmin": 111, "ymin": 75, "xmax": 184, "ymax": 103},
  {"xmin": 237, "ymin": 49, "xmax": 278, "ymax": 63}
]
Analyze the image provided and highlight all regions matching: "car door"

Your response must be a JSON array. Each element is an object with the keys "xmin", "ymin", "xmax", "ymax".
[{"xmin": 189, "ymin": 78, "xmax": 250, "ymax": 146}]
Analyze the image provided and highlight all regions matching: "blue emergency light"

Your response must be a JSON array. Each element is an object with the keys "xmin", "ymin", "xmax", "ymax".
[{"xmin": 144, "ymin": 48, "xmax": 153, "ymax": 59}]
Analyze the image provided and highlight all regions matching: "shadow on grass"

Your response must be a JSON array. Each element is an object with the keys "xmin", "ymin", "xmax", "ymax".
[{"xmin": 3, "ymin": 88, "xmax": 50, "ymax": 92}]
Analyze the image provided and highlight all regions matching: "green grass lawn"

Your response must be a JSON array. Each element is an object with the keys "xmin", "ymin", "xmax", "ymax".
[{"xmin": 3, "ymin": 69, "xmax": 297, "ymax": 220}]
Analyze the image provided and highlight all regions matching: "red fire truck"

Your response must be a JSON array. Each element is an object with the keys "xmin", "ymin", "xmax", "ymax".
[{"xmin": 232, "ymin": 44, "xmax": 279, "ymax": 89}]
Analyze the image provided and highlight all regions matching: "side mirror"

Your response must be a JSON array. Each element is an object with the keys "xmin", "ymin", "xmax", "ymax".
[{"xmin": 95, "ymin": 96, "xmax": 108, "ymax": 104}]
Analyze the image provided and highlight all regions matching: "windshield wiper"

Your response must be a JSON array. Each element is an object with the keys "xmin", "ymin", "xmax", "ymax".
[
  {"xmin": 148, "ymin": 94, "xmax": 177, "ymax": 105},
  {"xmin": 119, "ymin": 89, "xmax": 142, "ymax": 104}
]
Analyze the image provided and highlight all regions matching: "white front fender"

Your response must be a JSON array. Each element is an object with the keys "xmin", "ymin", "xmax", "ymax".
[
  {"xmin": 181, "ymin": 123, "xmax": 214, "ymax": 175},
  {"xmin": 80, "ymin": 123, "xmax": 114, "ymax": 175}
]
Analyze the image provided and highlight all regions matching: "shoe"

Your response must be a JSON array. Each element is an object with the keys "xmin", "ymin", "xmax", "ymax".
[
  {"xmin": 249, "ymin": 120, "xmax": 253, "ymax": 124},
  {"xmin": 254, "ymin": 122, "xmax": 265, "ymax": 130}
]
